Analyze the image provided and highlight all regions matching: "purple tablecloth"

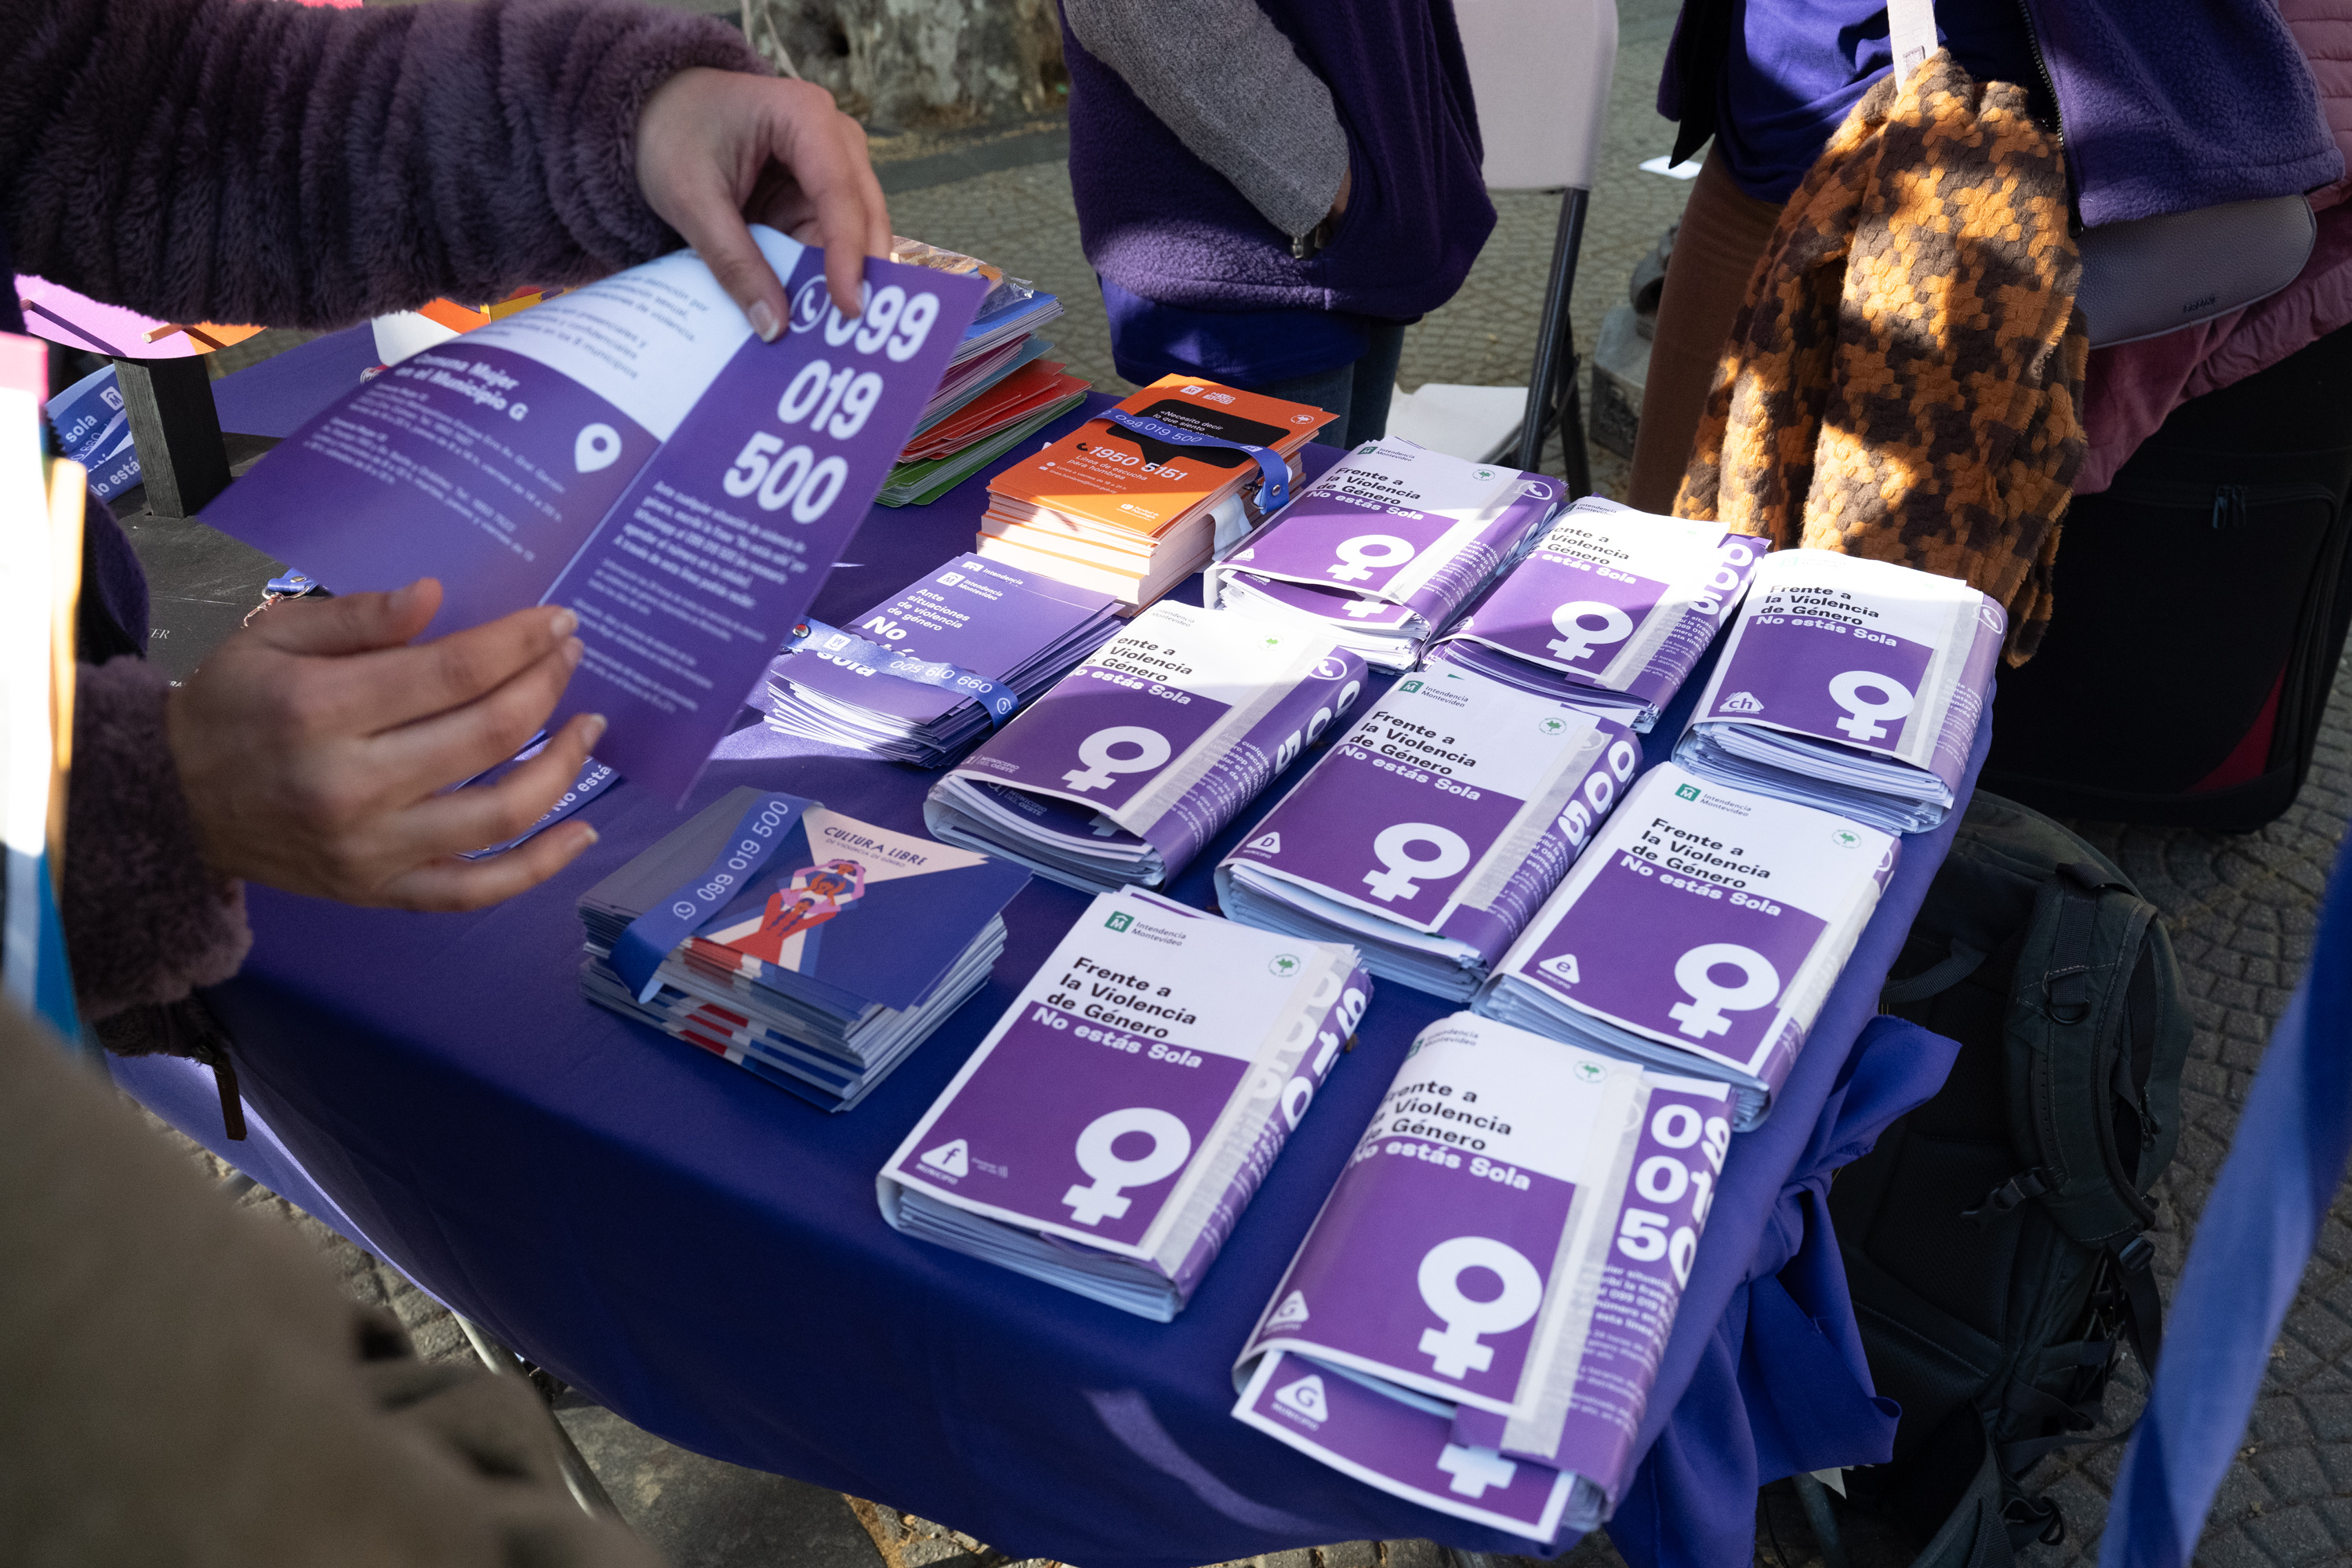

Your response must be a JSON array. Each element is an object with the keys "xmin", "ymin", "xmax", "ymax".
[{"xmin": 169, "ymin": 390, "xmax": 1984, "ymax": 1567}]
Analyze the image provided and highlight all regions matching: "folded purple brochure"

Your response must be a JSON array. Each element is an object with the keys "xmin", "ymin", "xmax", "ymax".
[
  {"xmin": 1675, "ymin": 548, "xmax": 2005, "ymax": 833},
  {"xmin": 199, "ymin": 227, "xmax": 985, "ymax": 804},
  {"xmin": 1204, "ymin": 438, "xmax": 1559, "ymax": 670},
  {"xmin": 877, "ymin": 888, "xmax": 1370, "ymax": 1320},
  {"xmin": 762, "ymin": 553, "xmax": 1121, "ymax": 766},
  {"xmin": 1232, "ymin": 1013, "xmax": 1733, "ymax": 1537},
  {"xmin": 1427, "ymin": 498, "xmax": 1762, "ymax": 731},
  {"xmin": 924, "ymin": 603, "xmax": 1367, "ymax": 891},
  {"xmin": 1477, "ymin": 764, "xmax": 1898, "ymax": 1129},
  {"xmin": 1214, "ymin": 662, "xmax": 1642, "ymax": 1001}
]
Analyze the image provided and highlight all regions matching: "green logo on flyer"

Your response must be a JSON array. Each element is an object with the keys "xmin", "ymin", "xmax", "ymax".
[
  {"xmin": 1270, "ymin": 953, "xmax": 1302, "ymax": 978},
  {"xmin": 1831, "ymin": 829, "xmax": 1861, "ymax": 848},
  {"xmin": 1676, "ymin": 783, "xmax": 1701, "ymax": 801},
  {"xmin": 1574, "ymin": 1061, "xmax": 1606, "ymax": 1083},
  {"xmin": 1105, "ymin": 912, "xmax": 1134, "ymax": 932},
  {"xmin": 1399, "ymin": 679, "xmax": 1423, "ymax": 693},
  {"xmin": 1539, "ymin": 717, "xmax": 1566, "ymax": 736}
]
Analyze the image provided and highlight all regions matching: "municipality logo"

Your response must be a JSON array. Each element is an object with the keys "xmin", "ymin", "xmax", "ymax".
[
  {"xmin": 1272, "ymin": 1373, "xmax": 1329, "ymax": 1425},
  {"xmin": 1399, "ymin": 679, "xmax": 1423, "ymax": 693},
  {"xmin": 1105, "ymin": 911, "xmax": 1134, "ymax": 932},
  {"xmin": 1270, "ymin": 953, "xmax": 1303, "ymax": 978},
  {"xmin": 918, "ymin": 1138, "xmax": 970, "ymax": 1179},
  {"xmin": 1574, "ymin": 1061, "xmax": 1606, "ymax": 1083},
  {"xmin": 1539, "ymin": 717, "xmax": 1566, "ymax": 736},
  {"xmin": 1267, "ymin": 1290, "xmax": 1311, "ymax": 1330},
  {"xmin": 1676, "ymin": 784, "xmax": 1701, "ymax": 801},
  {"xmin": 1721, "ymin": 691, "xmax": 1765, "ymax": 714},
  {"xmin": 1831, "ymin": 828, "xmax": 1861, "ymax": 848}
]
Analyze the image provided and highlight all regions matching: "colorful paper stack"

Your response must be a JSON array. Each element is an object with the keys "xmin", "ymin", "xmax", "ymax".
[
  {"xmin": 978, "ymin": 377, "xmax": 1336, "ymax": 608},
  {"xmin": 877, "ymin": 239, "xmax": 1081, "ymax": 506}
]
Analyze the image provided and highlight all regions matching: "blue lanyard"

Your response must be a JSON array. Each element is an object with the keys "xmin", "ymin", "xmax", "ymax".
[
  {"xmin": 1102, "ymin": 410, "xmax": 1293, "ymax": 513},
  {"xmin": 784, "ymin": 618, "xmax": 1021, "ymax": 726}
]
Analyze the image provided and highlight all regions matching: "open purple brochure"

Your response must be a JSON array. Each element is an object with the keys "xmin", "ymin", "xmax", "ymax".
[
  {"xmin": 198, "ymin": 227, "xmax": 985, "ymax": 803},
  {"xmin": 877, "ymin": 888, "xmax": 1370, "ymax": 1320},
  {"xmin": 1231, "ymin": 1013, "xmax": 1732, "ymax": 1541},
  {"xmin": 1475, "ymin": 764, "xmax": 1899, "ymax": 1128}
]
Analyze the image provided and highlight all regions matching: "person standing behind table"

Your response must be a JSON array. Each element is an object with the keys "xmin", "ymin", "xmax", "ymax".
[{"xmin": 1060, "ymin": 0, "xmax": 1496, "ymax": 447}]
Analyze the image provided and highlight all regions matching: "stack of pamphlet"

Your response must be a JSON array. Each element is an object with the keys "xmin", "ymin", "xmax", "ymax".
[
  {"xmin": 579, "ymin": 787, "xmax": 1029, "ymax": 1111},
  {"xmin": 873, "ymin": 238, "xmax": 1079, "ymax": 506},
  {"xmin": 1425, "ymin": 498, "xmax": 1762, "ymax": 730},
  {"xmin": 924, "ymin": 602, "xmax": 1366, "ymax": 892},
  {"xmin": 878, "ymin": 887, "xmax": 1371, "ymax": 1320},
  {"xmin": 880, "ymin": 358, "xmax": 1091, "ymax": 506},
  {"xmin": 1231, "ymin": 1012, "xmax": 1733, "ymax": 1542},
  {"xmin": 1675, "ymin": 549, "xmax": 2003, "ymax": 833},
  {"xmin": 979, "ymin": 377, "xmax": 1336, "ymax": 608},
  {"xmin": 1216, "ymin": 662, "xmax": 1642, "ymax": 1000},
  {"xmin": 760, "ymin": 554, "xmax": 1123, "ymax": 766},
  {"xmin": 1475, "ymin": 763, "xmax": 1897, "ymax": 1128},
  {"xmin": 1204, "ymin": 440, "xmax": 1560, "ymax": 670}
]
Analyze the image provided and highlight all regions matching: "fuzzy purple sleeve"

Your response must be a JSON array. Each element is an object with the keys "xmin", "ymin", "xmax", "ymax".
[
  {"xmin": 0, "ymin": 0, "xmax": 764, "ymax": 329},
  {"xmin": 64, "ymin": 659, "xmax": 252, "ymax": 1023}
]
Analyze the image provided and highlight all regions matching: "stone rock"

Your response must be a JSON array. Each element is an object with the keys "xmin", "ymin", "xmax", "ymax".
[{"xmin": 746, "ymin": 0, "xmax": 1066, "ymax": 132}]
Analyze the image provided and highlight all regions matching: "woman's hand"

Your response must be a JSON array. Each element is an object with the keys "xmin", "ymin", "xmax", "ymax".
[
  {"xmin": 634, "ymin": 68, "xmax": 892, "ymax": 339},
  {"xmin": 166, "ymin": 580, "xmax": 604, "ymax": 911}
]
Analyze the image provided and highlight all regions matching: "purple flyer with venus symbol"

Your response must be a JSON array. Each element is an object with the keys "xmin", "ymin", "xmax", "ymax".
[{"xmin": 199, "ymin": 227, "xmax": 985, "ymax": 803}]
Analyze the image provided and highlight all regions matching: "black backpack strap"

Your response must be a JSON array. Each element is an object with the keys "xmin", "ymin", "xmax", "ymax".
[
  {"xmin": 2110, "ymin": 1234, "xmax": 2165, "ymax": 1371},
  {"xmin": 1882, "ymin": 938, "xmax": 1990, "ymax": 1005},
  {"xmin": 1904, "ymin": 1414, "xmax": 2068, "ymax": 1568}
]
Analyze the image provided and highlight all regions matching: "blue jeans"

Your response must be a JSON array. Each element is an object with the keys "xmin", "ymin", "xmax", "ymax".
[{"xmin": 1249, "ymin": 321, "xmax": 1409, "ymax": 449}]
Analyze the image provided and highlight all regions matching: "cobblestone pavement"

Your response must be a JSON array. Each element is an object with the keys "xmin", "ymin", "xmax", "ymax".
[{"xmin": 127, "ymin": 2, "xmax": 2352, "ymax": 1560}]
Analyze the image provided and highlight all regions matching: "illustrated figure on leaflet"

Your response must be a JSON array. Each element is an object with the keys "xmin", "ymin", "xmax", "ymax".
[{"xmin": 723, "ymin": 858, "xmax": 867, "ymax": 964}]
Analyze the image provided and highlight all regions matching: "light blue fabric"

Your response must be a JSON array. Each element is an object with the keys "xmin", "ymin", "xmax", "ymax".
[{"xmin": 2100, "ymin": 843, "xmax": 2352, "ymax": 1567}]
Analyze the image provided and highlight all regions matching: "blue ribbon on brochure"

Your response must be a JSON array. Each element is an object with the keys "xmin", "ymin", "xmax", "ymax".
[
  {"xmin": 785, "ymin": 618, "xmax": 1022, "ymax": 725},
  {"xmin": 611, "ymin": 793, "xmax": 808, "ymax": 1004},
  {"xmin": 1102, "ymin": 410, "xmax": 1291, "ymax": 512}
]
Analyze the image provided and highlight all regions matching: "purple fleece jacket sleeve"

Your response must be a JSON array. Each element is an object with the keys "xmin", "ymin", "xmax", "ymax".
[
  {"xmin": 0, "ymin": 0, "xmax": 763, "ymax": 328},
  {"xmin": 65, "ymin": 659, "xmax": 251, "ymax": 1023}
]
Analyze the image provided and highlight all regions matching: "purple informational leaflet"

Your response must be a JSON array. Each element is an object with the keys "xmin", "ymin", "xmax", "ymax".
[
  {"xmin": 1205, "ymin": 439, "xmax": 1559, "ymax": 670},
  {"xmin": 198, "ymin": 227, "xmax": 985, "ymax": 803},
  {"xmin": 762, "ymin": 553, "xmax": 1122, "ymax": 765},
  {"xmin": 924, "ymin": 603, "xmax": 1366, "ymax": 891},
  {"xmin": 1675, "ymin": 548, "xmax": 2004, "ymax": 833},
  {"xmin": 1428, "ymin": 498, "xmax": 1762, "ymax": 731},
  {"xmin": 878, "ymin": 889, "xmax": 1370, "ymax": 1319},
  {"xmin": 1477, "ymin": 764, "xmax": 1898, "ymax": 1129},
  {"xmin": 1231, "ymin": 1013, "xmax": 1733, "ymax": 1538},
  {"xmin": 1214, "ymin": 662, "xmax": 1642, "ymax": 1000}
]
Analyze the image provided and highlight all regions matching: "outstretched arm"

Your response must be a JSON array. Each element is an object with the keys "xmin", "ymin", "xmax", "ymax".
[{"xmin": 2, "ymin": 0, "xmax": 884, "ymax": 332}]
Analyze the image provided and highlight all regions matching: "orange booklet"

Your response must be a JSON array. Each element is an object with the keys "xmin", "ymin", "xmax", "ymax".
[{"xmin": 985, "ymin": 376, "xmax": 1334, "ymax": 542}]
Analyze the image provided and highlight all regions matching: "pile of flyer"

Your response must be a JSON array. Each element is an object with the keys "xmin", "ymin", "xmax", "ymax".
[
  {"xmin": 980, "ymin": 377, "xmax": 1334, "ymax": 608},
  {"xmin": 1206, "ymin": 440, "xmax": 1560, "ymax": 670},
  {"xmin": 877, "ymin": 239, "xmax": 1083, "ymax": 506},
  {"xmin": 1475, "ymin": 764, "xmax": 1897, "ymax": 1129},
  {"xmin": 1216, "ymin": 662, "xmax": 1642, "ymax": 1000},
  {"xmin": 1425, "ymin": 498, "xmax": 1762, "ymax": 730},
  {"xmin": 1675, "ymin": 549, "xmax": 2003, "ymax": 833},
  {"xmin": 1231, "ymin": 1013, "xmax": 1731, "ymax": 1541},
  {"xmin": 760, "ymin": 554, "xmax": 1123, "ymax": 767},
  {"xmin": 579, "ymin": 788, "xmax": 1029, "ymax": 1111},
  {"xmin": 924, "ymin": 602, "xmax": 1365, "ymax": 893},
  {"xmin": 878, "ymin": 889, "xmax": 1370, "ymax": 1320}
]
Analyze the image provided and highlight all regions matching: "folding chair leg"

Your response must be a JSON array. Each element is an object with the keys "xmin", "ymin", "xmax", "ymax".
[
  {"xmin": 1514, "ymin": 187, "xmax": 1591, "ymax": 481},
  {"xmin": 1790, "ymin": 1471, "xmax": 1854, "ymax": 1568},
  {"xmin": 454, "ymin": 1313, "xmax": 626, "ymax": 1521}
]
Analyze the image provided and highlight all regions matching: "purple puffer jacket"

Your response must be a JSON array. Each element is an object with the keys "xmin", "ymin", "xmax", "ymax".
[{"xmin": 0, "ymin": 0, "xmax": 761, "ymax": 1026}]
